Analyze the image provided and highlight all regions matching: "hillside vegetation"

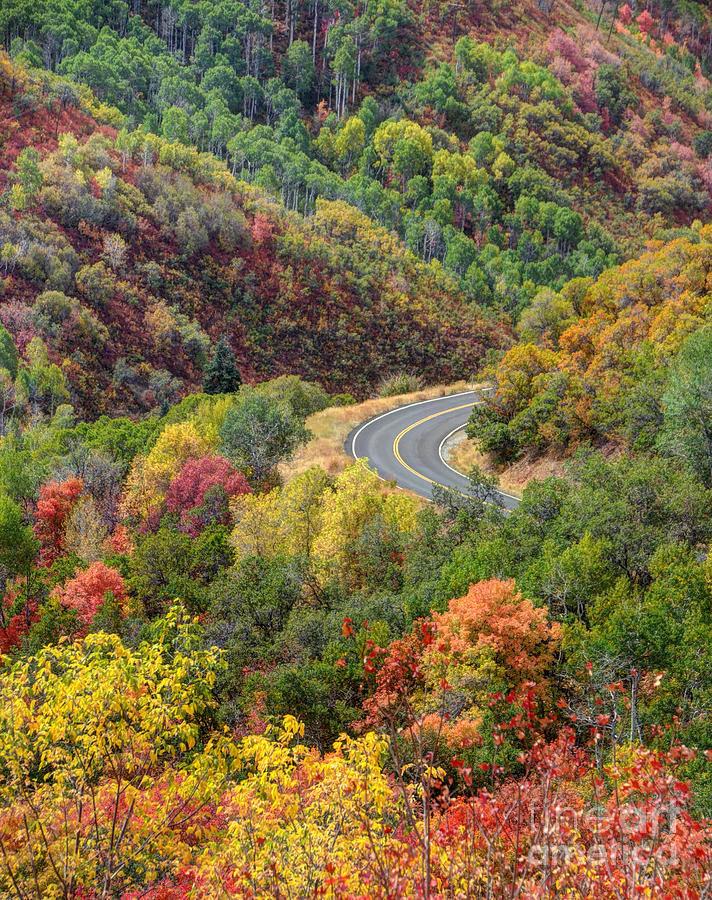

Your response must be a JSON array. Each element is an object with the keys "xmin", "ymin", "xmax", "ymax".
[
  {"xmin": 5, "ymin": 2, "xmax": 712, "ymax": 898},
  {"xmin": 0, "ymin": 53, "xmax": 506, "ymax": 417}
]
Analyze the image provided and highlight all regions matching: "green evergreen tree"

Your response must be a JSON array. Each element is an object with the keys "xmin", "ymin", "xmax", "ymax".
[
  {"xmin": 0, "ymin": 325, "xmax": 19, "ymax": 380},
  {"xmin": 203, "ymin": 335, "xmax": 242, "ymax": 395}
]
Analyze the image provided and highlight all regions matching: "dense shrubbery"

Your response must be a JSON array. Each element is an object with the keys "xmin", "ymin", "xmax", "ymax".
[
  {"xmin": 467, "ymin": 226, "xmax": 712, "ymax": 463},
  {"xmin": 0, "ymin": 53, "xmax": 509, "ymax": 415},
  {"xmin": 3, "ymin": 373, "xmax": 712, "ymax": 894},
  {"xmin": 4, "ymin": 0, "xmax": 712, "ymax": 321}
]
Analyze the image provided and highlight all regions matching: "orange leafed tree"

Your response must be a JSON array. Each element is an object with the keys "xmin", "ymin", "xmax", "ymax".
[{"xmin": 433, "ymin": 578, "xmax": 561, "ymax": 687}]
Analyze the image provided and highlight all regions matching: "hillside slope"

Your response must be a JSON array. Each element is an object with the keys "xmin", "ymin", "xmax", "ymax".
[
  {"xmin": 4, "ymin": 0, "xmax": 712, "ymax": 322},
  {"xmin": 467, "ymin": 222, "xmax": 712, "ymax": 477},
  {"xmin": 0, "ymin": 55, "xmax": 509, "ymax": 418}
]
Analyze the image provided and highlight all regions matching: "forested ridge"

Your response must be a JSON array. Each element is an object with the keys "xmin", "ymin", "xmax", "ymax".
[
  {"xmin": 4, "ymin": 0, "xmax": 712, "ymax": 897},
  {"xmin": 0, "ymin": 52, "xmax": 506, "ymax": 416}
]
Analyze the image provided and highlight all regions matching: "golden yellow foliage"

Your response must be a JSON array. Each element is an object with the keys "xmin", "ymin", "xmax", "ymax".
[
  {"xmin": 231, "ymin": 466, "xmax": 330, "ymax": 560},
  {"xmin": 312, "ymin": 460, "xmax": 418, "ymax": 586},
  {"xmin": 192, "ymin": 719, "xmax": 398, "ymax": 898},
  {"xmin": 231, "ymin": 460, "xmax": 417, "ymax": 586}
]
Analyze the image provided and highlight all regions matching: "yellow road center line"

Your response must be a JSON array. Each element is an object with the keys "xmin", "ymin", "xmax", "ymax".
[{"xmin": 392, "ymin": 403, "xmax": 476, "ymax": 488}]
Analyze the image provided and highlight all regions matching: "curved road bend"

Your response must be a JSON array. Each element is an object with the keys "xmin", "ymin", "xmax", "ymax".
[{"xmin": 345, "ymin": 390, "xmax": 520, "ymax": 511}]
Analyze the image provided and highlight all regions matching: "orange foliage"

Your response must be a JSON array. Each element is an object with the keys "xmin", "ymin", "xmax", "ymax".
[
  {"xmin": 104, "ymin": 523, "xmax": 135, "ymax": 555},
  {"xmin": 636, "ymin": 9, "xmax": 655, "ymax": 35},
  {"xmin": 483, "ymin": 228, "xmax": 712, "ymax": 452},
  {"xmin": 433, "ymin": 578, "xmax": 561, "ymax": 687}
]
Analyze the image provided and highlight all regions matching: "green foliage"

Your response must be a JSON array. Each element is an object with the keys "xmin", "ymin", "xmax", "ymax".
[
  {"xmin": 252, "ymin": 375, "xmax": 330, "ymax": 420},
  {"xmin": 219, "ymin": 390, "xmax": 310, "ymax": 483},
  {"xmin": 4, "ymin": 0, "xmax": 712, "ymax": 842},
  {"xmin": 0, "ymin": 324, "xmax": 18, "ymax": 380},
  {"xmin": 284, "ymin": 40, "xmax": 316, "ymax": 103},
  {"xmin": 208, "ymin": 554, "xmax": 306, "ymax": 673},
  {"xmin": 0, "ymin": 494, "xmax": 37, "ymax": 583},
  {"xmin": 693, "ymin": 130, "xmax": 712, "ymax": 159},
  {"xmin": 128, "ymin": 527, "xmax": 208, "ymax": 617},
  {"xmin": 595, "ymin": 64, "xmax": 632, "ymax": 126},
  {"xmin": 659, "ymin": 329, "xmax": 712, "ymax": 486},
  {"xmin": 70, "ymin": 416, "xmax": 159, "ymax": 473},
  {"xmin": 203, "ymin": 335, "xmax": 242, "ymax": 395}
]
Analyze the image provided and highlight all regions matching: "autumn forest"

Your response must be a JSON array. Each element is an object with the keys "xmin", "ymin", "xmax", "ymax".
[{"xmin": 3, "ymin": 0, "xmax": 712, "ymax": 896}]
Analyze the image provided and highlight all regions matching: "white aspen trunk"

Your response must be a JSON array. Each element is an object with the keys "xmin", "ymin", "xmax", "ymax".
[{"xmin": 312, "ymin": 0, "xmax": 318, "ymax": 61}]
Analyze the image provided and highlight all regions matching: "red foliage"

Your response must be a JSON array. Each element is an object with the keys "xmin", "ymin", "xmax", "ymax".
[
  {"xmin": 104, "ymin": 523, "xmax": 134, "ymax": 555},
  {"xmin": 359, "ymin": 580, "xmax": 560, "ymax": 740},
  {"xmin": 0, "ymin": 612, "xmax": 28, "ymax": 654},
  {"xmin": 361, "ymin": 628, "xmax": 426, "ymax": 727},
  {"xmin": 546, "ymin": 29, "xmax": 588, "ymax": 74},
  {"xmin": 0, "ymin": 80, "xmax": 511, "ymax": 417},
  {"xmin": 33, "ymin": 478, "xmax": 84, "ymax": 566},
  {"xmin": 251, "ymin": 214, "xmax": 275, "ymax": 244},
  {"xmin": 663, "ymin": 29, "xmax": 676, "ymax": 47},
  {"xmin": 619, "ymin": 3, "xmax": 632, "ymax": 25},
  {"xmin": 670, "ymin": 141, "xmax": 695, "ymax": 163},
  {"xmin": 573, "ymin": 70, "xmax": 598, "ymax": 115},
  {"xmin": 121, "ymin": 876, "xmax": 196, "ymax": 899},
  {"xmin": 0, "ymin": 606, "xmax": 36, "ymax": 654},
  {"xmin": 430, "ymin": 733, "xmax": 712, "ymax": 899},
  {"xmin": 636, "ymin": 9, "xmax": 655, "ymax": 35},
  {"xmin": 0, "ymin": 585, "xmax": 39, "ymax": 655},
  {"xmin": 165, "ymin": 454, "xmax": 251, "ymax": 535},
  {"xmin": 0, "ymin": 300, "xmax": 36, "ymax": 354},
  {"xmin": 52, "ymin": 561, "xmax": 127, "ymax": 626}
]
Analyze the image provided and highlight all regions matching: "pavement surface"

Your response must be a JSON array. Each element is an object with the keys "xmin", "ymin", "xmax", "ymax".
[{"xmin": 344, "ymin": 390, "xmax": 521, "ymax": 511}]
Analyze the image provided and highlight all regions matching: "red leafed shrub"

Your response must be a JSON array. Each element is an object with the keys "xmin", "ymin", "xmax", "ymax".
[
  {"xmin": 698, "ymin": 161, "xmax": 712, "ymax": 192},
  {"xmin": 165, "ymin": 455, "xmax": 251, "ymax": 534},
  {"xmin": 662, "ymin": 29, "xmax": 676, "ymax": 47},
  {"xmin": 619, "ymin": 3, "xmax": 632, "ymax": 25},
  {"xmin": 360, "ymin": 581, "xmax": 560, "ymax": 736},
  {"xmin": 427, "ymin": 732, "xmax": 712, "ymax": 898},
  {"xmin": 53, "ymin": 561, "xmax": 127, "ymax": 626},
  {"xmin": 670, "ymin": 141, "xmax": 696, "ymax": 164},
  {"xmin": 573, "ymin": 70, "xmax": 598, "ymax": 115},
  {"xmin": 550, "ymin": 55, "xmax": 573, "ymax": 85},
  {"xmin": 0, "ymin": 300, "xmax": 36, "ymax": 354},
  {"xmin": 251, "ymin": 213, "xmax": 275, "ymax": 244},
  {"xmin": 361, "ymin": 628, "xmax": 426, "ymax": 727},
  {"xmin": 33, "ymin": 477, "xmax": 84, "ymax": 566},
  {"xmin": 0, "ymin": 612, "xmax": 26, "ymax": 654},
  {"xmin": 0, "ymin": 590, "xmax": 37, "ymax": 654},
  {"xmin": 104, "ymin": 523, "xmax": 135, "ymax": 555},
  {"xmin": 546, "ymin": 29, "xmax": 588, "ymax": 74},
  {"xmin": 636, "ymin": 9, "xmax": 655, "ymax": 34},
  {"xmin": 122, "ymin": 877, "xmax": 196, "ymax": 900}
]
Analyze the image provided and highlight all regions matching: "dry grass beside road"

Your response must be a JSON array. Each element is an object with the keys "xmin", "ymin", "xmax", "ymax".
[{"xmin": 445, "ymin": 436, "xmax": 568, "ymax": 499}]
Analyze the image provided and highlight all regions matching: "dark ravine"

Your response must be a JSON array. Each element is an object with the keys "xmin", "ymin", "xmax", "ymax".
[{"xmin": 345, "ymin": 391, "xmax": 521, "ymax": 511}]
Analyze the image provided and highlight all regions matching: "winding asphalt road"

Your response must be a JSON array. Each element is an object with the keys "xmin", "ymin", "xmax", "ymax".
[{"xmin": 345, "ymin": 390, "xmax": 521, "ymax": 511}]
